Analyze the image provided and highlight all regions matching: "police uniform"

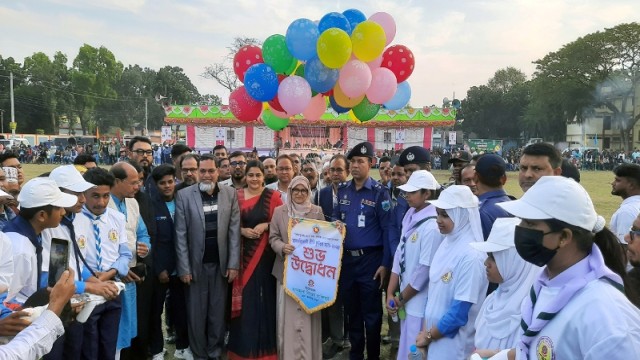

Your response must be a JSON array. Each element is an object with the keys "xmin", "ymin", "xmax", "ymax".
[
  {"xmin": 397, "ymin": 146, "xmax": 431, "ymax": 167},
  {"xmin": 332, "ymin": 142, "xmax": 391, "ymax": 360}
]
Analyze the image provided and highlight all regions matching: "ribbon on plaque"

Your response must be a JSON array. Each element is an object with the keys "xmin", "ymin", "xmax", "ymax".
[{"xmin": 283, "ymin": 218, "xmax": 345, "ymax": 314}]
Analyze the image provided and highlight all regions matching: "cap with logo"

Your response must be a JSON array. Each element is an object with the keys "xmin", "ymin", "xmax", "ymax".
[
  {"xmin": 18, "ymin": 177, "xmax": 78, "ymax": 209},
  {"xmin": 448, "ymin": 151, "xmax": 472, "ymax": 164},
  {"xmin": 398, "ymin": 146, "xmax": 431, "ymax": 166},
  {"xmin": 50, "ymin": 165, "xmax": 97, "ymax": 193},
  {"xmin": 398, "ymin": 170, "xmax": 439, "ymax": 192},
  {"xmin": 347, "ymin": 142, "xmax": 374, "ymax": 159}
]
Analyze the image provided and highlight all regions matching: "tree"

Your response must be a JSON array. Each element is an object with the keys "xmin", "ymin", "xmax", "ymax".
[
  {"xmin": 461, "ymin": 68, "xmax": 529, "ymax": 139},
  {"xmin": 202, "ymin": 37, "xmax": 261, "ymax": 93},
  {"xmin": 70, "ymin": 44, "xmax": 123, "ymax": 134},
  {"xmin": 527, "ymin": 22, "xmax": 640, "ymax": 150}
]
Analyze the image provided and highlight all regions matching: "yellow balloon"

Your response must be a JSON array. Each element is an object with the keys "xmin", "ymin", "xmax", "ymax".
[
  {"xmin": 334, "ymin": 83, "xmax": 364, "ymax": 108},
  {"xmin": 317, "ymin": 28, "xmax": 352, "ymax": 69},
  {"xmin": 351, "ymin": 21, "xmax": 386, "ymax": 62}
]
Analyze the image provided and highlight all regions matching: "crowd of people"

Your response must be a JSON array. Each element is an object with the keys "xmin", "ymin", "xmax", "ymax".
[{"xmin": 1, "ymin": 136, "xmax": 640, "ymax": 360}]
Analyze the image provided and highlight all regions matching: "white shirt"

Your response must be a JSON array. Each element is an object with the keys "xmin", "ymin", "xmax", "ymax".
[
  {"xmin": 519, "ymin": 279, "xmax": 640, "ymax": 360},
  {"xmin": 391, "ymin": 213, "xmax": 442, "ymax": 317},
  {"xmin": 424, "ymin": 242, "xmax": 487, "ymax": 360},
  {"xmin": 0, "ymin": 232, "xmax": 13, "ymax": 291},
  {"xmin": 0, "ymin": 310, "xmax": 64, "ymax": 359},
  {"xmin": 73, "ymin": 208, "xmax": 128, "ymax": 273},
  {"xmin": 266, "ymin": 182, "xmax": 288, "ymax": 202},
  {"xmin": 610, "ymin": 195, "xmax": 640, "ymax": 244},
  {"xmin": 6, "ymin": 232, "xmax": 37, "ymax": 304}
]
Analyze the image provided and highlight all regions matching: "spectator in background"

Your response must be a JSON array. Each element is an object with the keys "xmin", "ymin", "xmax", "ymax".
[
  {"xmin": 289, "ymin": 153, "xmax": 302, "ymax": 176},
  {"xmin": 171, "ymin": 144, "xmax": 192, "ymax": 182},
  {"xmin": 263, "ymin": 157, "xmax": 277, "ymax": 185},
  {"xmin": 460, "ymin": 164, "xmax": 477, "ymax": 195},
  {"xmin": 561, "ymin": 158, "xmax": 581, "ymax": 182},
  {"xmin": 610, "ymin": 163, "xmax": 640, "ymax": 244},
  {"xmin": 378, "ymin": 156, "xmax": 392, "ymax": 189},
  {"xmin": 127, "ymin": 136, "xmax": 154, "ymax": 181},
  {"xmin": 218, "ymin": 157, "xmax": 231, "ymax": 183},
  {"xmin": 212, "ymin": 145, "xmax": 228, "ymax": 160},
  {"xmin": 74, "ymin": 154, "xmax": 97, "ymax": 170},
  {"xmin": 176, "ymin": 154, "xmax": 200, "ymax": 192},
  {"xmin": 446, "ymin": 151, "xmax": 472, "ymax": 187},
  {"xmin": 0, "ymin": 168, "xmax": 18, "ymax": 231},
  {"xmin": 221, "ymin": 151, "xmax": 247, "ymax": 189},
  {"xmin": 0, "ymin": 153, "xmax": 25, "ymax": 186},
  {"xmin": 301, "ymin": 160, "xmax": 321, "ymax": 204}
]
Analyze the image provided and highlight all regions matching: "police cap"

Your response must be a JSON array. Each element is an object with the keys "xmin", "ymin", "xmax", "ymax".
[
  {"xmin": 347, "ymin": 142, "xmax": 374, "ymax": 159},
  {"xmin": 398, "ymin": 146, "xmax": 431, "ymax": 166}
]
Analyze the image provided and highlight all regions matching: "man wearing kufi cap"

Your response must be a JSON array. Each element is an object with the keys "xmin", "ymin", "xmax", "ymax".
[{"xmin": 334, "ymin": 141, "xmax": 392, "ymax": 360}]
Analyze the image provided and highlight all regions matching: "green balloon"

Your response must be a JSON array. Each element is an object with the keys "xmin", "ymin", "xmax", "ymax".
[
  {"xmin": 262, "ymin": 109, "xmax": 290, "ymax": 130},
  {"xmin": 263, "ymin": 34, "xmax": 296, "ymax": 74},
  {"xmin": 283, "ymin": 57, "xmax": 298, "ymax": 75},
  {"xmin": 294, "ymin": 63, "xmax": 305, "ymax": 77},
  {"xmin": 352, "ymin": 96, "xmax": 380, "ymax": 122}
]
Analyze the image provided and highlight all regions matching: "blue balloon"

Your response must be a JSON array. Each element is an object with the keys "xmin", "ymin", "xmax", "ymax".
[
  {"xmin": 318, "ymin": 12, "xmax": 351, "ymax": 34},
  {"xmin": 304, "ymin": 58, "xmax": 339, "ymax": 93},
  {"xmin": 342, "ymin": 9, "xmax": 366, "ymax": 35},
  {"xmin": 383, "ymin": 81, "xmax": 411, "ymax": 110},
  {"xmin": 244, "ymin": 63, "xmax": 279, "ymax": 102},
  {"xmin": 329, "ymin": 96, "xmax": 350, "ymax": 113},
  {"xmin": 286, "ymin": 18, "xmax": 319, "ymax": 61}
]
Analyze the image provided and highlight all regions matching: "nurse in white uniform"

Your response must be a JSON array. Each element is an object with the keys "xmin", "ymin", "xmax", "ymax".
[
  {"xmin": 415, "ymin": 185, "xmax": 488, "ymax": 360},
  {"xmin": 470, "ymin": 217, "xmax": 539, "ymax": 354},
  {"xmin": 493, "ymin": 176, "xmax": 640, "ymax": 360}
]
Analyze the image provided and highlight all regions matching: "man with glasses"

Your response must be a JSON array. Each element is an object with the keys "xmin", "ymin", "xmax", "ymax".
[
  {"xmin": 128, "ymin": 137, "xmax": 154, "ymax": 178},
  {"xmin": 289, "ymin": 153, "xmax": 302, "ymax": 176},
  {"xmin": 266, "ymin": 154, "xmax": 296, "ymax": 201},
  {"xmin": 0, "ymin": 153, "xmax": 25, "ymax": 186},
  {"xmin": 302, "ymin": 160, "xmax": 321, "ymax": 204},
  {"xmin": 220, "ymin": 151, "xmax": 246, "ymax": 189},
  {"xmin": 176, "ymin": 154, "xmax": 200, "ymax": 192},
  {"xmin": 319, "ymin": 154, "xmax": 350, "ymax": 358}
]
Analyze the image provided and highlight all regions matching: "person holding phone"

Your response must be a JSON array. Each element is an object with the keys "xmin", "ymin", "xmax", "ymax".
[
  {"xmin": 0, "ymin": 168, "xmax": 18, "ymax": 231},
  {"xmin": 41, "ymin": 165, "xmax": 121, "ymax": 360},
  {"xmin": 4, "ymin": 178, "xmax": 76, "ymax": 306}
]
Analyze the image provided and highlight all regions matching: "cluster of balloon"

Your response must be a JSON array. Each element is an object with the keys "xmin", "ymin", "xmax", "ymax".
[{"xmin": 228, "ymin": 9, "xmax": 415, "ymax": 130}]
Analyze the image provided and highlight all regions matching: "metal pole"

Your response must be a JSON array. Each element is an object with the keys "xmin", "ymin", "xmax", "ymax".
[
  {"xmin": 145, "ymin": 98, "xmax": 148, "ymax": 136},
  {"xmin": 10, "ymin": 72, "xmax": 16, "ymax": 138},
  {"xmin": 0, "ymin": 109, "xmax": 4, "ymax": 134}
]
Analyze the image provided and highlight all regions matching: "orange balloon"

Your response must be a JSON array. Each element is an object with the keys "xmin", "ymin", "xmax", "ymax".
[{"xmin": 333, "ymin": 83, "xmax": 364, "ymax": 108}]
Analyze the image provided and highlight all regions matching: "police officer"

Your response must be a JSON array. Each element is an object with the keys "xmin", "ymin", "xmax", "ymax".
[
  {"xmin": 333, "ymin": 142, "xmax": 391, "ymax": 360},
  {"xmin": 397, "ymin": 146, "xmax": 432, "ymax": 178}
]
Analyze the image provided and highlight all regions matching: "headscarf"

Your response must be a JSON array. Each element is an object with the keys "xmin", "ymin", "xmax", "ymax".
[
  {"xmin": 428, "ymin": 185, "xmax": 484, "ymax": 283},
  {"xmin": 476, "ymin": 245, "xmax": 540, "ymax": 345},
  {"xmin": 287, "ymin": 175, "xmax": 312, "ymax": 218}
]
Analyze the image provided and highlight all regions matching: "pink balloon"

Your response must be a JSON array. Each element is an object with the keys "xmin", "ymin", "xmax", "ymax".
[
  {"xmin": 366, "ymin": 68, "xmax": 398, "ymax": 104},
  {"xmin": 338, "ymin": 60, "xmax": 372, "ymax": 98},
  {"xmin": 367, "ymin": 55, "xmax": 383, "ymax": 72},
  {"xmin": 277, "ymin": 75, "xmax": 312, "ymax": 115},
  {"xmin": 303, "ymin": 95, "xmax": 327, "ymax": 121},
  {"xmin": 369, "ymin": 12, "xmax": 396, "ymax": 46}
]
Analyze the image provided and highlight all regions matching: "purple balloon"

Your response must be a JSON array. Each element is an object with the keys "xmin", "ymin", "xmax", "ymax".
[{"xmin": 278, "ymin": 76, "xmax": 312, "ymax": 115}]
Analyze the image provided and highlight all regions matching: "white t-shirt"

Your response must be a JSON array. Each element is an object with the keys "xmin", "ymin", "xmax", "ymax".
[
  {"xmin": 41, "ymin": 225, "xmax": 82, "ymax": 282},
  {"xmin": 0, "ymin": 232, "xmax": 13, "ymax": 290},
  {"xmin": 519, "ymin": 279, "xmax": 640, "ymax": 360},
  {"xmin": 6, "ymin": 232, "xmax": 37, "ymax": 304},
  {"xmin": 610, "ymin": 195, "xmax": 640, "ymax": 244}
]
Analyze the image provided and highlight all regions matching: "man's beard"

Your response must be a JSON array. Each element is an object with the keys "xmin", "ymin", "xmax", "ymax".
[
  {"xmin": 183, "ymin": 177, "xmax": 196, "ymax": 186},
  {"xmin": 199, "ymin": 181, "xmax": 215, "ymax": 193}
]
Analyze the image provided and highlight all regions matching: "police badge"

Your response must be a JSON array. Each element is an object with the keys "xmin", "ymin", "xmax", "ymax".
[
  {"xmin": 406, "ymin": 152, "xmax": 415, "ymax": 161},
  {"xmin": 381, "ymin": 200, "xmax": 391, "ymax": 211}
]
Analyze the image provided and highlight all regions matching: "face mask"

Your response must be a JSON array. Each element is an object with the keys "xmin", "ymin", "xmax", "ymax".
[{"xmin": 514, "ymin": 225, "xmax": 559, "ymax": 267}]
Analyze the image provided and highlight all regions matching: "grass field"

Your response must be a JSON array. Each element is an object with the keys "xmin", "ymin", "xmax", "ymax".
[{"xmin": 20, "ymin": 164, "xmax": 621, "ymax": 359}]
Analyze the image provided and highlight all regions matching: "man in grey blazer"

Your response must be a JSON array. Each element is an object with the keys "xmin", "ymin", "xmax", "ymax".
[{"xmin": 175, "ymin": 154, "xmax": 240, "ymax": 360}]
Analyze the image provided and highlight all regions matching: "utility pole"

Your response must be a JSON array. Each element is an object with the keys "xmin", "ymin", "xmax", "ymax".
[
  {"xmin": 0, "ymin": 109, "xmax": 4, "ymax": 134},
  {"xmin": 145, "ymin": 98, "xmax": 148, "ymax": 136},
  {"xmin": 10, "ymin": 72, "xmax": 16, "ymax": 138}
]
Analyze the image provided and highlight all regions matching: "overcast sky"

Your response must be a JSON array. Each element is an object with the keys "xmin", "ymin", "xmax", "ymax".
[{"xmin": 2, "ymin": 0, "xmax": 637, "ymax": 107}]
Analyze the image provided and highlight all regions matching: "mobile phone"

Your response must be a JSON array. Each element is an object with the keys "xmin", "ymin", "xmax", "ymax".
[{"xmin": 48, "ymin": 238, "xmax": 70, "ymax": 287}]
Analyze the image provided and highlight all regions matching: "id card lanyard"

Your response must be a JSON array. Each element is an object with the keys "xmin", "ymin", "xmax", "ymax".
[{"xmin": 358, "ymin": 203, "xmax": 365, "ymax": 227}]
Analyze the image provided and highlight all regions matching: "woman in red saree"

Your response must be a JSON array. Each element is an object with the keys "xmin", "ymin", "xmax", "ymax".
[{"xmin": 228, "ymin": 160, "xmax": 283, "ymax": 360}]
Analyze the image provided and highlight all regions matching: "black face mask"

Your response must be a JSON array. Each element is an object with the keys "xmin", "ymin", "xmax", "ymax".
[{"xmin": 514, "ymin": 226, "xmax": 559, "ymax": 267}]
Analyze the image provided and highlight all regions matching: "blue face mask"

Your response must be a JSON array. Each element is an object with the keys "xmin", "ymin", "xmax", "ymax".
[{"xmin": 514, "ymin": 225, "xmax": 560, "ymax": 267}]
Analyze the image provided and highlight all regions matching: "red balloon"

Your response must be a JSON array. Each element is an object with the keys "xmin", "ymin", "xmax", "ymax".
[
  {"xmin": 229, "ymin": 86, "xmax": 262, "ymax": 122},
  {"xmin": 233, "ymin": 45, "xmax": 263, "ymax": 82},
  {"xmin": 381, "ymin": 45, "xmax": 415, "ymax": 83}
]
